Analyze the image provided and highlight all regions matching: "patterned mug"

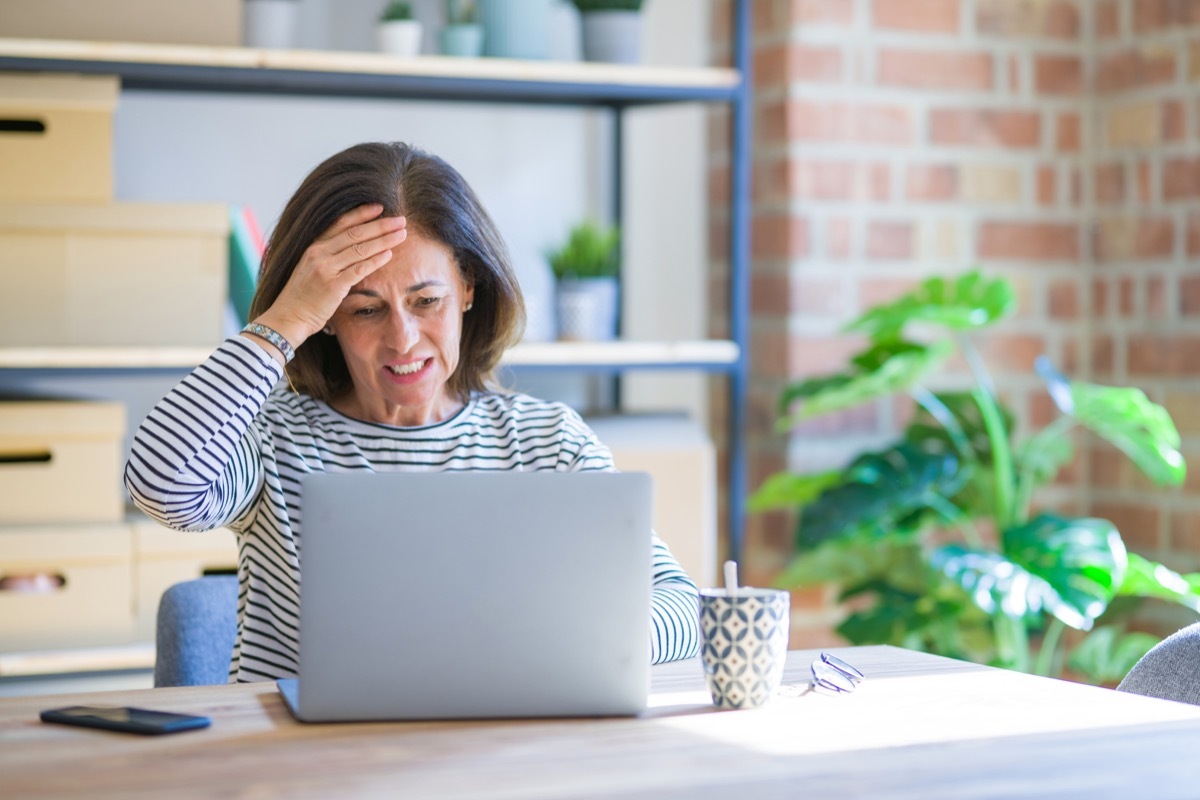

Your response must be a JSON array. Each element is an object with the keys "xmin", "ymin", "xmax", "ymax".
[{"xmin": 699, "ymin": 588, "xmax": 790, "ymax": 709}]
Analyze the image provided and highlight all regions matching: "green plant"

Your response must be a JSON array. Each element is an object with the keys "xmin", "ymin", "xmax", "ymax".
[
  {"xmin": 750, "ymin": 270, "xmax": 1200, "ymax": 681},
  {"xmin": 572, "ymin": 0, "xmax": 645, "ymax": 12},
  {"xmin": 380, "ymin": 1, "xmax": 415, "ymax": 22},
  {"xmin": 546, "ymin": 220, "xmax": 620, "ymax": 280},
  {"xmin": 444, "ymin": 0, "xmax": 477, "ymax": 25}
]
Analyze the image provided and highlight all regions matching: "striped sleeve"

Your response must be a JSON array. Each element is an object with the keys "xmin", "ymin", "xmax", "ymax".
[
  {"xmin": 560, "ymin": 407, "xmax": 701, "ymax": 664},
  {"xmin": 124, "ymin": 336, "xmax": 283, "ymax": 532}
]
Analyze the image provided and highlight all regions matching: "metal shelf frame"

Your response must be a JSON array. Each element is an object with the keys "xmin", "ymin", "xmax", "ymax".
[{"xmin": 0, "ymin": 0, "xmax": 753, "ymax": 559}]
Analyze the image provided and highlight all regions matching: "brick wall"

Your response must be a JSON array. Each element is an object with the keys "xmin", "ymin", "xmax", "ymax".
[{"xmin": 712, "ymin": 0, "xmax": 1200, "ymax": 646}]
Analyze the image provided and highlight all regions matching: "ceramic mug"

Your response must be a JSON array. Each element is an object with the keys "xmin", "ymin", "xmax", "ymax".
[{"xmin": 699, "ymin": 588, "xmax": 790, "ymax": 709}]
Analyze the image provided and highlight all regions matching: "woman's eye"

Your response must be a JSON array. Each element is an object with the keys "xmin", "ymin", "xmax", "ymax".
[
  {"xmin": 416, "ymin": 296, "xmax": 442, "ymax": 308},
  {"xmin": 353, "ymin": 307, "xmax": 377, "ymax": 317}
]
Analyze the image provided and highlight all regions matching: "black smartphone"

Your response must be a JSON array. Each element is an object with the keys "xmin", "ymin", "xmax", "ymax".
[{"xmin": 40, "ymin": 705, "xmax": 211, "ymax": 735}]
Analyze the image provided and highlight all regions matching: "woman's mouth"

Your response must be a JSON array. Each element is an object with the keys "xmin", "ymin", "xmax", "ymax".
[{"xmin": 385, "ymin": 359, "xmax": 427, "ymax": 376}]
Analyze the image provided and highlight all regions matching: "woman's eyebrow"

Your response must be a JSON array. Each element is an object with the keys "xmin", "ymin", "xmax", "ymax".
[{"xmin": 406, "ymin": 280, "xmax": 446, "ymax": 293}]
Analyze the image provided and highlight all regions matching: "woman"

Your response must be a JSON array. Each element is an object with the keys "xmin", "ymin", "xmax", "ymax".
[{"xmin": 125, "ymin": 142, "xmax": 700, "ymax": 683}]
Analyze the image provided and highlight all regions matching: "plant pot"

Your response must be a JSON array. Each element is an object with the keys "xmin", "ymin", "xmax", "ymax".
[
  {"xmin": 579, "ymin": 10, "xmax": 642, "ymax": 64},
  {"xmin": 243, "ymin": 0, "xmax": 299, "ymax": 49},
  {"xmin": 377, "ymin": 20, "xmax": 423, "ymax": 57},
  {"xmin": 439, "ymin": 23, "xmax": 484, "ymax": 57},
  {"xmin": 556, "ymin": 277, "xmax": 618, "ymax": 342},
  {"xmin": 477, "ymin": 0, "xmax": 553, "ymax": 60}
]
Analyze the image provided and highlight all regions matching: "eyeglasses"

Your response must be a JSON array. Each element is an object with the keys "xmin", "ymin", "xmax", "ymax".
[{"xmin": 810, "ymin": 652, "xmax": 865, "ymax": 694}]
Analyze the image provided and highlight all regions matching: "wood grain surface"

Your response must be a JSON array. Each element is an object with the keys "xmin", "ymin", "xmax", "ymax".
[{"xmin": 4, "ymin": 646, "xmax": 1200, "ymax": 799}]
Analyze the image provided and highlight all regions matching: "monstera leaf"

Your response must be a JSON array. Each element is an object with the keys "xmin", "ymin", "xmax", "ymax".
[
  {"xmin": 932, "ymin": 515, "xmax": 1125, "ymax": 629},
  {"xmin": 778, "ymin": 339, "xmax": 952, "ymax": 426},
  {"xmin": 796, "ymin": 443, "xmax": 967, "ymax": 548},
  {"xmin": 1067, "ymin": 625, "xmax": 1160, "ymax": 685},
  {"xmin": 746, "ymin": 469, "xmax": 840, "ymax": 513},
  {"xmin": 1036, "ymin": 356, "xmax": 1185, "ymax": 487},
  {"xmin": 906, "ymin": 390, "xmax": 1015, "ymax": 462},
  {"xmin": 846, "ymin": 271, "xmax": 1016, "ymax": 341},
  {"xmin": 1118, "ymin": 553, "xmax": 1200, "ymax": 612}
]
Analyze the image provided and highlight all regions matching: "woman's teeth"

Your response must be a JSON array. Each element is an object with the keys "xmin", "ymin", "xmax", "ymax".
[{"xmin": 386, "ymin": 361, "xmax": 424, "ymax": 375}]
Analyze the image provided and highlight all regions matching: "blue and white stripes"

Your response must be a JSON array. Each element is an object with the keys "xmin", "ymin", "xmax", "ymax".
[{"xmin": 126, "ymin": 336, "xmax": 699, "ymax": 682}]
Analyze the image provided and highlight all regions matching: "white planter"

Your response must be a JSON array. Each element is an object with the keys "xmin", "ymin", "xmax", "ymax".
[
  {"xmin": 556, "ymin": 277, "xmax": 618, "ymax": 342},
  {"xmin": 377, "ymin": 20, "xmax": 424, "ymax": 57},
  {"xmin": 579, "ymin": 10, "xmax": 642, "ymax": 64},
  {"xmin": 243, "ymin": 0, "xmax": 299, "ymax": 49}
]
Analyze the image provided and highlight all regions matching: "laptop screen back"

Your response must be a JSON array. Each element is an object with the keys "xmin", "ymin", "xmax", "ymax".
[{"xmin": 292, "ymin": 471, "xmax": 652, "ymax": 721}]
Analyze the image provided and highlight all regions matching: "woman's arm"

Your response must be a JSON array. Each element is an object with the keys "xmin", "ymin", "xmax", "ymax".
[
  {"xmin": 124, "ymin": 336, "xmax": 283, "ymax": 532},
  {"xmin": 650, "ymin": 533, "xmax": 700, "ymax": 664}
]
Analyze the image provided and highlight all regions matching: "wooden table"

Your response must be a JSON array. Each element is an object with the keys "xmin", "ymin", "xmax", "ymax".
[{"xmin": 4, "ymin": 645, "xmax": 1200, "ymax": 799}]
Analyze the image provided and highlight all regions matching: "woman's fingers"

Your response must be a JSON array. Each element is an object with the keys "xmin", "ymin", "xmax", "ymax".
[
  {"xmin": 314, "ymin": 203, "xmax": 386, "ymax": 244},
  {"xmin": 330, "ymin": 215, "xmax": 407, "ymax": 274}
]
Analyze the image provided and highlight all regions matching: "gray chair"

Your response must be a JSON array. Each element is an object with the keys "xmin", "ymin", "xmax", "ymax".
[
  {"xmin": 153, "ymin": 575, "xmax": 239, "ymax": 687},
  {"xmin": 1116, "ymin": 622, "xmax": 1200, "ymax": 706}
]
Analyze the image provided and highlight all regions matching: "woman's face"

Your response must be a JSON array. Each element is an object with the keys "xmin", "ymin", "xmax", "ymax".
[{"xmin": 326, "ymin": 231, "xmax": 475, "ymax": 427}]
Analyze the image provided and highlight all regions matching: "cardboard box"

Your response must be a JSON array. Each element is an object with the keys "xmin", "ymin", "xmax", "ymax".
[
  {"xmin": 0, "ymin": 523, "xmax": 134, "ymax": 652},
  {"xmin": 0, "ymin": 0, "xmax": 242, "ymax": 47},
  {"xmin": 0, "ymin": 73, "xmax": 117, "ymax": 204},
  {"xmin": 585, "ymin": 414, "xmax": 717, "ymax": 588},
  {"xmin": 0, "ymin": 400, "xmax": 126, "ymax": 525},
  {"xmin": 130, "ymin": 517, "xmax": 238, "ymax": 640},
  {"xmin": 0, "ymin": 203, "xmax": 230, "ymax": 347}
]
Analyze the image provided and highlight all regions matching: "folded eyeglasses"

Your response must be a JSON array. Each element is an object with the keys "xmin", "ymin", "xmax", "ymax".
[{"xmin": 810, "ymin": 652, "xmax": 865, "ymax": 694}]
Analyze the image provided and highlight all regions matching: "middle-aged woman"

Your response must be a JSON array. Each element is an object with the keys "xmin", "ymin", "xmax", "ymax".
[{"xmin": 125, "ymin": 141, "xmax": 700, "ymax": 683}]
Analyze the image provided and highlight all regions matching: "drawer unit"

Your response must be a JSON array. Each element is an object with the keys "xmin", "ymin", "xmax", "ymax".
[
  {"xmin": 0, "ymin": 401, "xmax": 126, "ymax": 525},
  {"xmin": 0, "ymin": 523, "xmax": 134, "ymax": 653},
  {"xmin": 0, "ymin": 203, "xmax": 230, "ymax": 347},
  {"xmin": 131, "ymin": 518, "xmax": 238, "ymax": 640},
  {"xmin": 0, "ymin": 73, "xmax": 118, "ymax": 204}
]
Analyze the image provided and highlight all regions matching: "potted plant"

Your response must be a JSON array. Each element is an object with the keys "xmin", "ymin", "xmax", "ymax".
[
  {"xmin": 572, "ymin": 0, "xmax": 645, "ymax": 64},
  {"xmin": 242, "ymin": 0, "xmax": 300, "ymax": 49},
  {"xmin": 440, "ymin": 0, "xmax": 484, "ymax": 57},
  {"xmin": 546, "ymin": 220, "xmax": 620, "ymax": 342},
  {"xmin": 377, "ymin": 1, "xmax": 423, "ymax": 57},
  {"xmin": 750, "ymin": 271, "xmax": 1200, "ymax": 683},
  {"xmin": 477, "ymin": 0, "xmax": 554, "ymax": 60}
]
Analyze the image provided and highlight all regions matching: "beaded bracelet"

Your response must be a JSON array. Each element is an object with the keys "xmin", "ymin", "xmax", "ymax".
[{"xmin": 242, "ymin": 322, "xmax": 295, "ymax": 364}]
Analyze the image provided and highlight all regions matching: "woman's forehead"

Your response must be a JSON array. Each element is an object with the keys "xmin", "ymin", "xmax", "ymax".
[{"xmin": 353, "ymin": 232, "xmax": 461, "ymax": 293}]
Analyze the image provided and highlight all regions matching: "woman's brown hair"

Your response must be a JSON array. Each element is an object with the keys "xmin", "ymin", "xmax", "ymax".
[{"xmin": 249, "ymin": 142, "xmax": 525, "ymax": 403}]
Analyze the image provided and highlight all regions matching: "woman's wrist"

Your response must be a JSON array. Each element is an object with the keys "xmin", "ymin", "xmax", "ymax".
[{"xmin": 241, "ymin": 313, "xmax": 310, "ymax": 367}]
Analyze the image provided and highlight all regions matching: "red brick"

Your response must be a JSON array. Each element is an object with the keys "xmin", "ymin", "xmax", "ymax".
[
  {"xmin": 1138, "ymin": 161, "xmax": 1154, "ymax": 203},
  {"xmin": 1057, "ymin": 113, "xmax": 1081, "ymax": 152},
  {"xmin": 866, "ymin": 221, "xmax": 914, "ymax": 259},
  {"xmin": 873, "ymin": 0, "xmax": 959, "ymax": 32},
  {"xmin": 793, "ymin": 0, "xmax": 856, "ymax": 26},
  {"xmin": 1181, "ymin": 276, "xmax": 1200, "ymax": 315},
  {"xmin": 755, "ymin": 98, "xmax": 787, "ymax": 146},
  {"xmin": 786, "ymin": 335, "xmax": 870, "ymax": 379},
  {"xmin": 1148, "ymin": 275, "xmax": 1168, "ymax": 317},
  {"xmin": 930, "ymin": 108, "xmax": 1041, "ymax": 148},
  {"xmin": 1035, "ymin": 55, "xmax": 1084, "ymax": 94},
  {"xmin": 791, "ymin": 276, "xmax": 850, "ymax": 316},
  {"xmin": 1169, "ymin": 510, "xmax": 1200, "ymax": 555},
  {"xmin": 1048, "ymin": 279, "xmax": 1079, "ymax": 318},
  {"xmin": 751, "ymin": 158, "xmax": 787, "ymax": 206},
  {"xmin": 976, "ymin": 0, "xmax": 1081, "ymax": 39},
  {"xmin": 755, "ymin": 43, "xmax": 844, "ymax": 86},
  {"xmin": 1038, "ymin": 166, "xmax": 1056, "ymax": 206},
  {"xmin": 753, "ymin": 0, "xmax": 791, "ymax": 34},
  {"xmin": 877, "ymin": 49, "xmax": 993, "ymax": 90},
  {"xmin": 1092, "ymin": 279, "xmax": 1110, "ymax": 316},
  {"xmin": 751, "ymin": 328, "xmax": 791, "ymax": 380},
  {"xmin": 1092, "ymin": 334, "xmax": 1115, "ymax": 376},
  {"xmin": 1165, "ymin": 100, "xmax": 1187, "ymax": 141},
  {"xmin": 1189, "ymin": 213, "xmax": 1200, "ymax": 256},
  {"xmin": 791, "ymin": 100, "xmax": 915, "ymax": 145},
  {"xmin": 1094, "ymin": 217, "xmax": 1175, "ymax": 262},
  {"xmin": 1097, "ymin": 0, "xmax": 1121, "ymax": 36},
  {"xmin": 1163, "ymin": 157, "xmax": 1200, "ymax": 201},
  {"xmin": 1133, "ymin": 0, "xmax": 1200, "ymax": 33},
  {"xmin": 710, "ymin": 163, "xmax": 732, "ymax": 207},
  {"xmin": 1092, "ymin": 501, "xmax": 1162, "ymax": 554},
  {"xmin": 825, "ymin": 218, "xmax": 854, "ymax": 260},
  {"xmin": 751, "ymin": 273, "xmax": 792, "ymax": 317},
  {"xmin": 978, "ymin": 333, "xmax": 1047, "ymax": 372},
  {"xmin": 1096, "ymin": 49, "xmax": 1177, "ymax": 93},
  {"xmin": 788, "ymin": 403, "xmax": 881, "ymax": 437},
  {"xmin": 1128, "ymin": 333, "xmax": 1200, "ymax": 376},
  {"xmin": 752, "ymin": 214, "xmax": 810, "ymax": 259},
  {"xmin": 907, "ymin": 164, "xmax": 958, "ymax": 201},
  {"xmin": 792, "ymin": 160, "xmax": 890, "ymax": 201},
  {"xmin": 1095, "ymin": 162, "xmax": 1126, "ymax": 205},
  {"xmin": 1119, "ymin": 277, "xmax": 1136, "ymax": 316},
  {"xmin": 978, "ymin": 221, "xmax": 1080, "ymax": 260}
]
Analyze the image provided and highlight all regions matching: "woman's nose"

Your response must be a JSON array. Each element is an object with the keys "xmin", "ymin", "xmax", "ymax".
[{"xmin": 386, "ymin": 309, "xmax": 420, "ymax": 352}]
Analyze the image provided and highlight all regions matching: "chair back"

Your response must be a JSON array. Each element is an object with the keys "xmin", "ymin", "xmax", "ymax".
[
  {"xmin": 154, "ymin": 575, "xmax": 238, "ymax": 687},
  {"xmin": 1116, "ymin": 622, "xmax": 1200, "ymax": 706}
]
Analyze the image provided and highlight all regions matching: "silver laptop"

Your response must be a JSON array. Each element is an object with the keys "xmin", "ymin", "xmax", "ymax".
[{"xmin": 278, "ymin": 471, "xmax": 652, "ymax": 722}]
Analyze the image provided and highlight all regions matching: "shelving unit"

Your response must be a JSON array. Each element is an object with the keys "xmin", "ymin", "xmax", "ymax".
[{"xmin": 0, "ymin": 0, "xmax": 751, "ymax": 557}]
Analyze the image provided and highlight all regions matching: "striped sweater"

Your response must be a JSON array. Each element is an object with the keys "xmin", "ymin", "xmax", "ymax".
[{"xmin": 125, "ymin": 336, "xmax": 700, "ymax": 682}]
